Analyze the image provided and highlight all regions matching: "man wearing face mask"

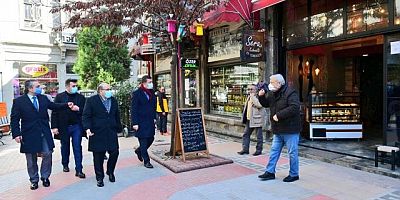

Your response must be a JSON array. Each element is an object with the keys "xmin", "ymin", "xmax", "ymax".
[
  {"xmin": 238, "ymin": 84, "xmax": 265, "ymax": 156},
  {"xmin": 10, "ymin": 80, "xmax": 75, "ymax": 190},
  {"xmin": 131, "ymin": 75, "xmax": 157, "ymax": 168},
  {"xmin": 51, "ymin": 79, "xmax": 86, "ymax": 178},
  {"xmin": 257, "ymin": 74, "xmax": 301, "ymax": 183},
  {"xmin": 82, "ymin": 83, "xmax": 122, "ymax": 187}
]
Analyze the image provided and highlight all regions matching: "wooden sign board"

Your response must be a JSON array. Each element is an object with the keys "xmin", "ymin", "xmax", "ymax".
[{"xmin": 173, "ymin": 108, "xmax": 209, "ymax": 162}]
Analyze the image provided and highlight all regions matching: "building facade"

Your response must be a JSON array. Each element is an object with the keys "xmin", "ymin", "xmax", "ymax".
[{"xmin": 0, "ymin": 0, "xmax": 79, "ymax": 114}]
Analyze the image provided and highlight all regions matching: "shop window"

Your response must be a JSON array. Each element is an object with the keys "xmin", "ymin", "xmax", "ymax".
[
  {"xmin": 347, "ymin": 0, "xmax": 388, "ymax": 34},
  {"xmin": 310, "ymin": 0, "xmax": 344, "ymax": 41},
  {"xmin": 23, "ymin": 0, "xmax": 42, "ymax": 30},
  {"xmin": 285, "ymin": 0, "xmax": 309, "ymax": 45},
  {"xmin": 184, "ymin": 70, "xmax": 197, "ymax": 107},
  {"xmin": 395, "ymin": 0, "xmax": 400, "ymax": 25},
  {"xmin": 13, "ymin": 64, "xmax": 58, "ymax": 98},
  {"xmin": 66, "ymin": 63, "xmax": 75, "ymax": 74},
  {"xmin": 210, "ymin": 63, "xmax": 259, "ymax": 117},
  {"xmin": 156, "ymin": 74, "xmax": 172, "ymax": 111},
  {"xmin": 386, "ymin": 34, "xmax": 400, "ymax": 146}
]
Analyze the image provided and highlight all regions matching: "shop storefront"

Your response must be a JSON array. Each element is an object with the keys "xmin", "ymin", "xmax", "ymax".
[
  {"xmin": 203, "ymin": 22, "xmax": 266, "ymax": 138},
  {"xmin": 281, "ymin": 0, "xmax": 400, "ymax": 157},
  {"xmin": 13, "ymin": 63, "xmax": 58, "ymax": 98}
]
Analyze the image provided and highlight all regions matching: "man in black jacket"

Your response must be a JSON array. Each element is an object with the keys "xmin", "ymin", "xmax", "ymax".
[
  {"xmin": 51, "ymin": 79, "xmax": 86, "ymax": 178},
  {"xmin": 257, "ymin": 74, "xmax": 301, "ymax": 183},
  {"xmin": 83, "ymin": 83, "xmax": 122, "ymax": 187}
]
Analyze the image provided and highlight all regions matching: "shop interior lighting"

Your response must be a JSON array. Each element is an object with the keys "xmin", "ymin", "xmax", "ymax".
[
  {"xmin": 315, "ymin": 67, "xmax": 320, "ymax": 76},
  {"xmin": 362, "ymin": 54, "xmax": 368, "ymax": 57}
]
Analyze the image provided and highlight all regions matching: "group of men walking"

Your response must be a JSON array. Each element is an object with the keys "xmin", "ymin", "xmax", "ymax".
[
  {"xmin": 10, "ymin": 75, "xmax": 158, "ymax": 189},
  {"xmin": 10, "ymin": 73, "xmax": 301, "ymax": 190}
]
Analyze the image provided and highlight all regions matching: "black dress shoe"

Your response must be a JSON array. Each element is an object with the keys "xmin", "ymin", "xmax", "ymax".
[
  {"xmin": 283, "ymin": 175, "xmax": 299, "ymax": 182},
  {"xmin": 258, "ymin": 172, "xmax": 275, "ymax": 180},
  {"xmin": 97, "ymin": 180, "xmax": 104, "ymax": 187},
  {"xmin": 41, "ymin": 178, "xmax": 50, "ymax": 187},
  {"xmin": 108, "ymin": 174, "xmax": 115, "ymax": 182},
  {"xmin": 253, "ymin": 151, "xmax": 262, "ymax": 156},
  {"xmin": 135, "ymin": 149, "xmax": 143, "ymax": 162},
  {"xmin": 144, "ymin": 162, "xmax": 154, "ymax": 168},
  {"xmin": 75, "ymin": 172, "xmax": 86, "ymax": 179},
  {"xmin": 30, "ymin": 182, "xmax": 38, "ymax": 190},
  {"xmin": 237, "ymin": 150, "xmax": 249, "ymax": 155},
  {"xmin": 63, "ymin": 166, "xmax": 70, "ymax": 172}
]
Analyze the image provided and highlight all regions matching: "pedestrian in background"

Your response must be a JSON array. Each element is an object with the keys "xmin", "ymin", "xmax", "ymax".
[
  {"xmin": 257, "ymin": 74, "xmax": 301, "ymax": 182},
  {"xmin": 51, "ymin": 79, "xmax": 86, "ymax": 178},
  {"xmin": 156, "ymin": 86, "xmax": 169, "ymax": 135},
  {"xmin": 238, "ymin": 84, "xmax": 265, "ymax": 156},
  {"xmin": 131, "ymin": 75, "xmax": 157, "ymax": 168},
  {"xmin": 10, "ymin": 80, "xmax": 75, "ymax": 190},
  {"xmin": 82, "ymin": 83, "xmax": 122, "ymax": 187}
]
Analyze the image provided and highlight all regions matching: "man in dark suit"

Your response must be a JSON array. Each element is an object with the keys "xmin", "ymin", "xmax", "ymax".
[
  {"xmin": 82, "ymin": 83, "xmax": 122, "ymax": 187},
  {"xmin": 51, "ymin": 79, "xmax": 86, "ymax": 178},
  {"xmin": 131, "ymin": 75, "xmax": 157, "ymax": 168},
  {"xmin": 11, "ymin": 80, "xmax": 74, "ymax": 190}
]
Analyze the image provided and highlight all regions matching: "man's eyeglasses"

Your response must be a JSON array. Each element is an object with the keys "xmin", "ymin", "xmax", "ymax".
[{"xmin": 101, "ymin": 88, "xmax": 111, "ymax": 91}]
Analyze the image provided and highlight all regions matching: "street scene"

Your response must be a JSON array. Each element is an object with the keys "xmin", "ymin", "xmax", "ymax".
[{"xmin": 1, "ymin": 0, "xmax": 400, "ymax": 199}]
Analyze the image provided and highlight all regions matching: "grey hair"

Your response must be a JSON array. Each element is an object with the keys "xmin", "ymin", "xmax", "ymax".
[
  {"xmin": 97, "ymin": 82, "xmax": 109, "ymax": 93},
  {"xmin": 270, "ymin": 74, "xmax": 286, "ymax": 86}
]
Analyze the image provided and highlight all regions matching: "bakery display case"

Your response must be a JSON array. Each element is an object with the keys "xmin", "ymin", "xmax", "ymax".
[
  {"xmin": 308, "ymin": 92, "xmax": 363, "ymax": 139},
  {"xmin": 210, "ymin": 64, "xmax": 259, "ymax": 117}
]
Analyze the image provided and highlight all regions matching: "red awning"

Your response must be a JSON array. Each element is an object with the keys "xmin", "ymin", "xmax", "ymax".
[
  {"xmin": 203, "ymin": 3, "xmax": 241, "ymax": 28},
  {"xmin": 252, "ymin": 0, "xmax": 285, "ymax": 13}
]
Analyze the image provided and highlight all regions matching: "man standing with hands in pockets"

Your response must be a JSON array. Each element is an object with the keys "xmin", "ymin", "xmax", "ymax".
[{"xmin": 11, "ymin": 80, "xmax": 76, "ymax": 190}]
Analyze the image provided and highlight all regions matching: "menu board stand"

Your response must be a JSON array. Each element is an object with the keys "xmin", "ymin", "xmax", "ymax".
[{"xmin": 173, "ymin": 108, "xmax": 209, "ymax": 162}]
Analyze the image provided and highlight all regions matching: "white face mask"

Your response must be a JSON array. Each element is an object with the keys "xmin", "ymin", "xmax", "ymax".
[
  {"xmin": 147, "ymin": 83, "xmax": 153, "ymax": 90},
  {"xmin": 268, "ymin": 83, "xmax": 279, "ymax": 92},
  {"xmin": 41, "ymin": 89, "xmax": 45, "ymax": 95}
]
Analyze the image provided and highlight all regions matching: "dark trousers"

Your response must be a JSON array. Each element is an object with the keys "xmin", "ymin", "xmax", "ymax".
[
  {"xmin": 61, "ymin": 124, "xmax": 83, "ymax": 172},
  {"xmin": 158, "ymin": 113, "xmax": 168, "ymax": 133},
  {"xmin": 138, "ymin": 137, "xmax": 154, "ymax": 163},
  {"xmin": 25, "ymin": 137, "xmax": 52, "ymax": 183},
  {"xmin": 242, "ymin": 121, "xmax": 264, "ymax": 153},
  {"xmin": 93, "ymin": 149, "xmax": 119, "ymax": 181}
]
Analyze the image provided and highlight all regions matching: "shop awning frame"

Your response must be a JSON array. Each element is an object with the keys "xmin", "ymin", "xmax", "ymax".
[{"xmin": 252, "ymin": 0, "xmax": 285, "ymax": 13}]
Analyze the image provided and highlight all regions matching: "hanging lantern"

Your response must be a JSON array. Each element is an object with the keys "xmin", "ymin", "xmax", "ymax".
[
  {"xmin": 196, "ymin": 23, "xmax": 204, "ymax": 36},
  {"xmin": 167, "ymin": 19, "xmax": 177, "ymax": 33},
  {"xmin": 177, "ymin": 24, "xmax": 186, "ymax": 42},
  {"xmin": 142, "ymin": 33, "xmax": 149, "ymax": 44}
]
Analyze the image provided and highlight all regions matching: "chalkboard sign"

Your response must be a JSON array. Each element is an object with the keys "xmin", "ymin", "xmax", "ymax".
[{"xmin": 173, "ymin": 108, "xmax": 209, "ymax": 161}]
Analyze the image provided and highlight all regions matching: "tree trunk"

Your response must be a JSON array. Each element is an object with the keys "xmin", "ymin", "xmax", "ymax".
[{"xmin": 169, "ymin": 46, "xmax": 178, "ymax": 154}]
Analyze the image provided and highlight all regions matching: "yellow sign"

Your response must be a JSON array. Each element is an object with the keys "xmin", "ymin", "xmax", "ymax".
[{"xmin": 22, "ymin": 64, "xmax": 49, "ymax": 77}]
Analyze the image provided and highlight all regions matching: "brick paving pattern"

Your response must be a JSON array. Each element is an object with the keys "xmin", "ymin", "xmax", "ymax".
[{"xmin": 0, "ymin": 133, "xmax": 399, "ymax": 200}]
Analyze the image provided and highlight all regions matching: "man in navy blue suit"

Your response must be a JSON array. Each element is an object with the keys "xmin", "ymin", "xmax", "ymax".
[
  {"xmin": 131, "ymin": 75, "xmax": 157, "ymax": 168},
  {"xmin": 10, "ymin": 80, "xmax": 74, "ymax": 190}
]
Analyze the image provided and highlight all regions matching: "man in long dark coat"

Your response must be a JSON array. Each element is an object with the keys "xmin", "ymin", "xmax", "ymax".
[
  {"xmin": 82, "ymin": 83, "xmax": 122, "ymax": 187},
  {"xmin": 131, "ymin": 75, "xmax": 157, "ymax": 168}
]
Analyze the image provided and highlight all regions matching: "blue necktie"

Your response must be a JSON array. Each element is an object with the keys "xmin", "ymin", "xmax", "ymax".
[{"xmin": 32, "ymin": 96, "xmax": 39, "ymax": 111}]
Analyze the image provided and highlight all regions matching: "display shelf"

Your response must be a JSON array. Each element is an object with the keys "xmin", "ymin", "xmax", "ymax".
[{"xmin": 308, "ymin": 92, "xmax": 362, "ymax": 139}]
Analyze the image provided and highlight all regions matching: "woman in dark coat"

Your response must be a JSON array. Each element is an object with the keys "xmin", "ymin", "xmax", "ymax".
[{"xmin": 82, "ymin": 83, "xmax": 122, "ymax": 187}]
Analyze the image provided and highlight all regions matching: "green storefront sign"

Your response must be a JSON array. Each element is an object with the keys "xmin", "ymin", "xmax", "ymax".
[{"xmin": 181, "ymin": 58, "xmax": 199, "ymax": 70}]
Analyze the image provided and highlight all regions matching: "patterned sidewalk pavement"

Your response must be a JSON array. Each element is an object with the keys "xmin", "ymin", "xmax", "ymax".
[{"xmin": 0, "ymin": 134, "xmax": 400, "ymax": 200}]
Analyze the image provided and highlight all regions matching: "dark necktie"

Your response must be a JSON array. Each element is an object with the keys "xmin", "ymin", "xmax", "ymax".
[{"xmin": 32, "ymin": 96, "xmax": 39, "ymax": 111}]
